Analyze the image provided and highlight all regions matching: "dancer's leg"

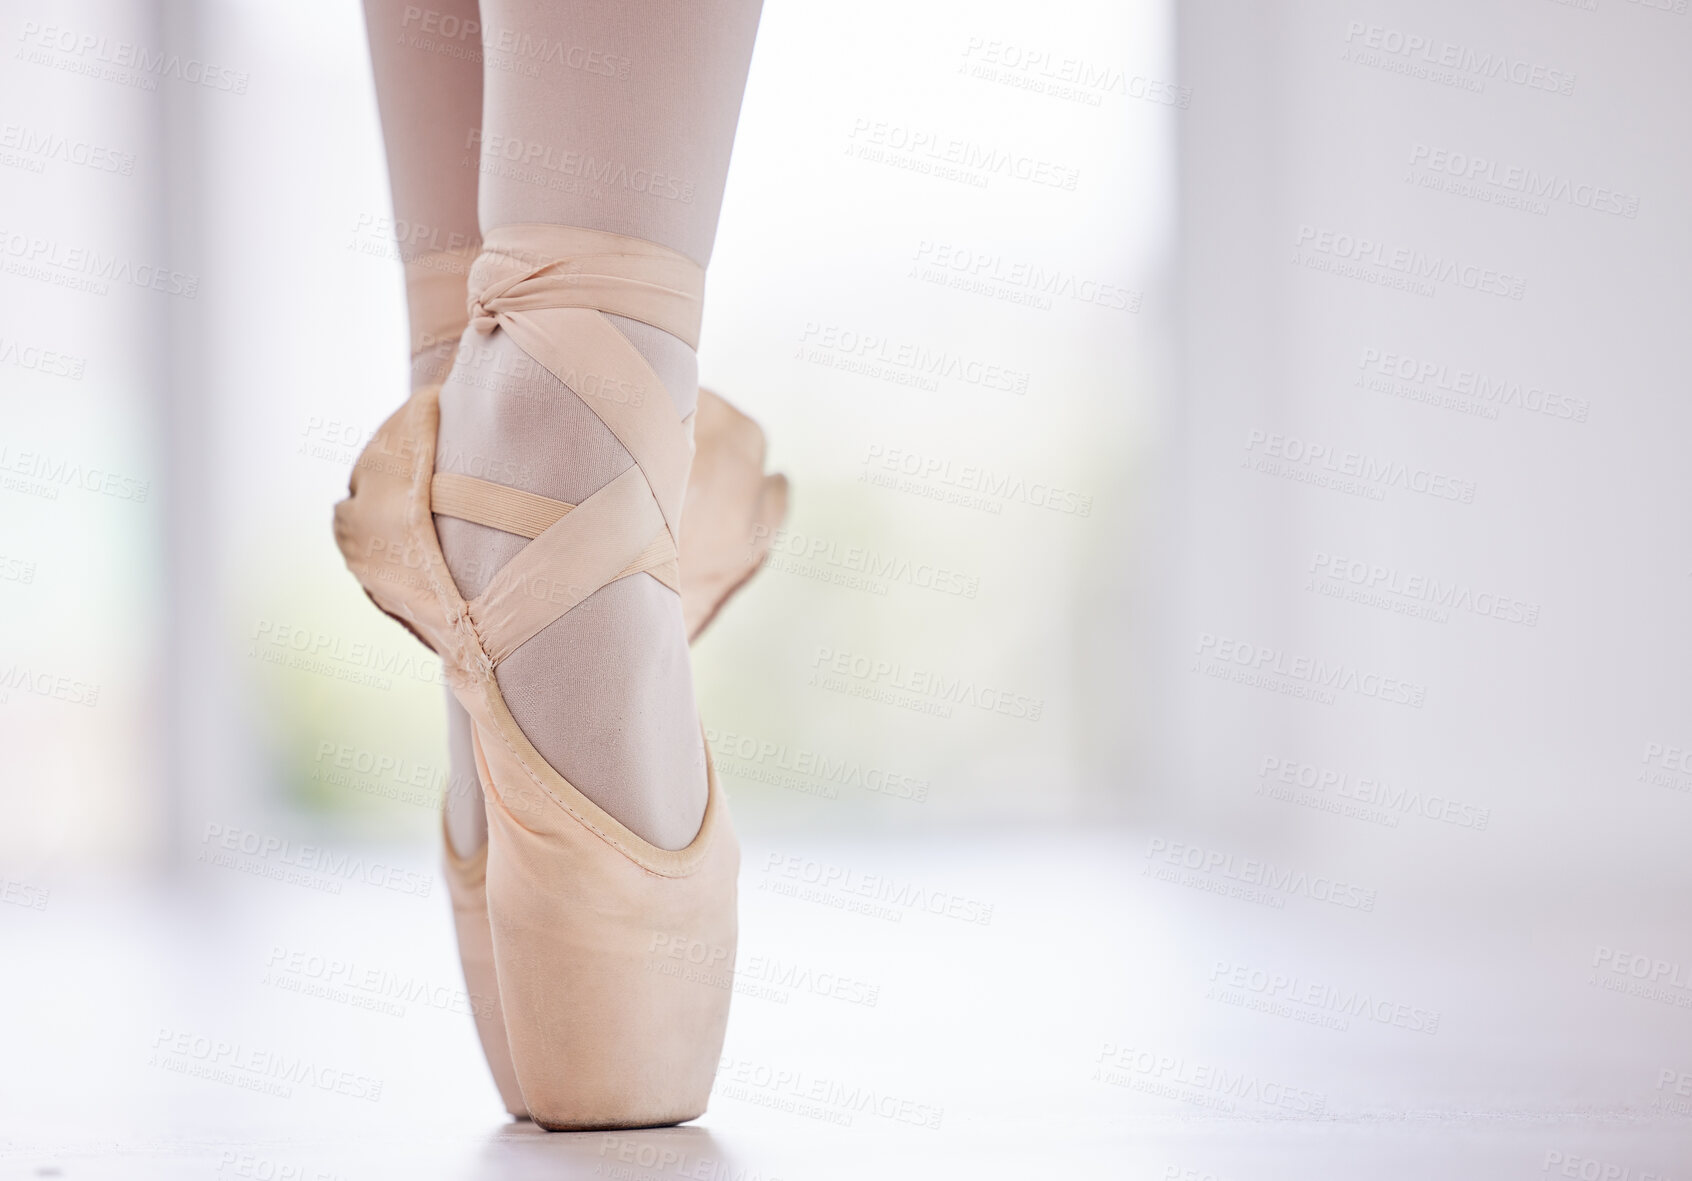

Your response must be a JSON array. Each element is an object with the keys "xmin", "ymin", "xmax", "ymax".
[
  {"xmin": 362, "ymin": 0, "xmax": 489, "ymax": 858},
  {"xmin": 435, "ymin": 0, "xmax": 762, "ymax": 849}
]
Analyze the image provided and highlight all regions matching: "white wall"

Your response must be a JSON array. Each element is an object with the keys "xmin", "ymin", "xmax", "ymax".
[
  {"xmin": 1138, "ymin": 0, "xmax": 1692, "ymax": 1105},
  {"xmin": 0, "ymin": 0, "xmax": 175, "ymax": 871}
]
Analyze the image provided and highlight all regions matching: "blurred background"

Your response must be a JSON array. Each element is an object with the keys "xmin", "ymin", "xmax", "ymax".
[
  {"xmin": 3, "ymin": 0, "xmax": 1689, "ymax": 1176},
  {"xmin": 0, "ymin": 0, "xmax": 1167, "ymax": 867}
]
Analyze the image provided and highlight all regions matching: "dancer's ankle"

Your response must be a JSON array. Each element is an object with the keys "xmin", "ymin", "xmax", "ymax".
[{"xmin": 411, "ymin": 336, "xmax": 459, "ymax": 391}]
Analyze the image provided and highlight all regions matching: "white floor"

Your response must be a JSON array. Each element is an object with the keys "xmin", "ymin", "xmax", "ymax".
[{"xmin": 2, "ymin": 829, "xmax": 1687, "ymax": 1180}]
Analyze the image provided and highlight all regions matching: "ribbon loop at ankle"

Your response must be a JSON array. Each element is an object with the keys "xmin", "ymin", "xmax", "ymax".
[
  {"xmin": 449, "ymin": 224, "xmax": 705, "ymax": 666},
  {"xmin": 467, "ymin": 225, "xmax": 705, "ymax": 350}
]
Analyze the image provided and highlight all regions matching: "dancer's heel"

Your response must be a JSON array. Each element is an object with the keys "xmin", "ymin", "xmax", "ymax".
[{"xmin": 684, "ymin": 389, "xmax": 788, "ymax": 641}]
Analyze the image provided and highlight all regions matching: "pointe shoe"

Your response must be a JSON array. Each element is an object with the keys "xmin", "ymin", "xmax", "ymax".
[
  {"xmin": 337, "ymin": 226, "xmax": 750, "ymax": 1130},
  {"xmin": 442, "ymin": 807, "xmax": 527, "ymax": 1116},
  {"xmin": 405, "ymin": 244, "xmax": 784, "ymax": 644},
  {"xmin": 401, "ymin": 251, "xmax": 787, "ymax": 647},
  {"xmin": 682, "ymin": 391, "xmax": 789, "ymax": 642},
  {"xmin": 396, "ymin": 252, "xmax": 786, "ymax": 1121},
  {"xmin": 439, "ymin": 390, "xmax": 783, "ymax": 1122}
]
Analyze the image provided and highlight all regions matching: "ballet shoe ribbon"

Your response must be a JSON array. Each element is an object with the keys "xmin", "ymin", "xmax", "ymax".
[
  {"xmin": 465, "ymin": 224, "xmax": 705, "ymax": 348},
  {"xmin": 440, "ymin": 224, "xmax": 705, "ymax": 667}
]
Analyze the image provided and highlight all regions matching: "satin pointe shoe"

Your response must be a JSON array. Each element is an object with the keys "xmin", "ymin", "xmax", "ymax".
[
  {"xmin": 680, "ymin": 390, "xmax": 788, "ymax": 641},
  {"xmin": 388, "ymin": 246, "xmax": 786, "ymax": 1121},
  {"xmin": 337, "ymin": 226, "xmax": 764, "ymax": 1129}
]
